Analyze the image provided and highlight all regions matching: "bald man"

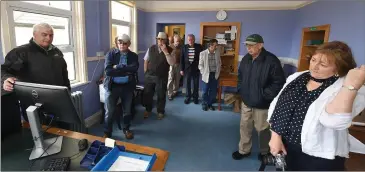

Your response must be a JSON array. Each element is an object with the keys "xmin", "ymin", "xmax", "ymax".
[{"xmin": 2, "ymin": 22, "xmax": 70, "ymax": 123}]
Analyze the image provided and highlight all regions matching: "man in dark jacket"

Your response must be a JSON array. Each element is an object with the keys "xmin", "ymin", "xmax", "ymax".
[
  {"xmin": 143, "ymin": 32, "xmax": 175, "ymax": 120},
  {"xmin": 180, "ymin": 34, "xmax": 203, "ymax": 104},
  {"xmin": 103, "ymin": 34, "xmax": 139, "ymax": 139},
  {"xmin": 2, "ymin": 23, "xmax": 71, "ymax": 128},
  {"xmin": 232, "ymin": 34, "xmax": 285, "ymax": 161}
]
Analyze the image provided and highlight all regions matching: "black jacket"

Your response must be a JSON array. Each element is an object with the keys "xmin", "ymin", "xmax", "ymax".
[
  {"xmin": 1, "ymin": 38, "xmax": 70, "ymax": 90},
  {"xmin": 104, "ymin": 48, "xmax": 139, "ymax": 91},
  {"xmin": 180, "ymin": 43, "xmax": 203, "ymax": 73},
  {"xmin": 237, "ymin": 48, "xmax": 285, "ymax": 109}
]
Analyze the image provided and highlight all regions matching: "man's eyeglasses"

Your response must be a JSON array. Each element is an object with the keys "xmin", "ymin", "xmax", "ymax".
[{"xmin": 118, "ymin": 42, "xmax": 128, "ymax": 45}]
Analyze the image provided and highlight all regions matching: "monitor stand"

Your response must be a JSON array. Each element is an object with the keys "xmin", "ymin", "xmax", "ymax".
[{"xmin": 26, "ymin": 105, "xmax": 63, "ymax": 160}]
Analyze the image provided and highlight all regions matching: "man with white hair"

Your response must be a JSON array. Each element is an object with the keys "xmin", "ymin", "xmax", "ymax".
[
  {"xmin": 167, "ymin": 34, "xmax": 182, "ymax": 100},
  {"xmin": 103, "ymin": 34, "xmax": 139, "ymax": 139},
  {"xmin": 2, "ymin": 22, "xmax": 70, "ymax": 122},
  {"xmin": 143, "ymin": 32, "xmax": 175, "ymax": 120}
]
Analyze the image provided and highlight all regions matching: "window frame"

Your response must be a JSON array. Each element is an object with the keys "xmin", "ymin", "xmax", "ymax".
[
  {"xmin": 1, "ymin": 1, "xmax": 87, "ymax": 86},
  {"xmin": 109, "ymin": 1, "xmax": 137, "ymax": 52}
]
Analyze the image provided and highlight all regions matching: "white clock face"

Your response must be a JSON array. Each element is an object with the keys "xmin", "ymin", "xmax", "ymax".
[{"xmin": 216, "ymin": 10, "xmax": 227, "ymax": 21}]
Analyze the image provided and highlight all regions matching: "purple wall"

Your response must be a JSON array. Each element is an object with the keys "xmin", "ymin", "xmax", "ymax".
[
  {"xmin": 73, "ymin": 0, "xmax": 110, "ymax": 118},
  {"xmin": 143, "ymin": 10, "xmax": 296, "ymax": 57},
  {"xmin": 290, "ymin": 1, "xmax": 365, "ymax": 65}
]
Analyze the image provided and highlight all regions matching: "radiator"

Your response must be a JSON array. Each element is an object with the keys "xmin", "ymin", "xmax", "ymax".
[{"xmin": 70, "ymin": 91, "xmax": 88, "ymax": 133}]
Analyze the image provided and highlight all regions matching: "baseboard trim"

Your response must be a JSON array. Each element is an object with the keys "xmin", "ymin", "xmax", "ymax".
[{"xmin": 85, "ymin": 110, "xmax": 102, "ymax": 128}]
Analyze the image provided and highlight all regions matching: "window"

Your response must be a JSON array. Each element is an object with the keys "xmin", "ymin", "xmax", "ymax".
[
  {"xmin": 1, "ymin": 1, "xmax": 87, "ymax": 85},
  {"xmin": 110, "ymin": 1, "xmax": 137, "ymax": 52}
]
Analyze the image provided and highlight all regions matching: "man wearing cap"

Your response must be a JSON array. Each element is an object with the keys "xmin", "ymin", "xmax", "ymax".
[
  {"xmin": 180, "ymin": 34, "xmax": 203, "ymax": 104},
  {"xmin": 167, "ymin": 34, "xmax": 183, "ymax": 100},
  {"xmin": 232, "ymin": 34, "xmax": 285, "ymax": 161},
  {"xmin": 143, "ymin": 32, "xmax": 175, "ymax": 119},
  {"xmin": 103, "ymin": 34, "xmax": 139, "ymax": 139}
]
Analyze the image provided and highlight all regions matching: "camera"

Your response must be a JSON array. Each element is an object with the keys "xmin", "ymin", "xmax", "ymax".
[{"xmin": 259, "ymin": 153, "xmax": 286, "ymax": 171}]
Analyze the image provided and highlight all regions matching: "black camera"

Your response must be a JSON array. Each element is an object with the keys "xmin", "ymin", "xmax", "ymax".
[{"xmin": 259, "ymin": 153, "xmax": 286, "ymax": 171}]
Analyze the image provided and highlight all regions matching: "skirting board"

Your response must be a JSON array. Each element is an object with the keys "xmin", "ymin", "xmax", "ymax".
[{"xmin": 84, "ymin": 110, "xmax": 102, "ymax": 128}]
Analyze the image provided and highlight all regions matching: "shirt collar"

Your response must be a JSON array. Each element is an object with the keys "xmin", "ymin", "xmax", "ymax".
[{"xmin": 31, "ymin": 38, "xmax": 54, "ymax": 51}]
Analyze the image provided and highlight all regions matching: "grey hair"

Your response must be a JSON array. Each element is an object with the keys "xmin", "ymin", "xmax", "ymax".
[
  {"xmin": 33, "ymin": 23, "xmax": 54, "ymax": 33},
  {"xmin": 187, "ymin": 34, "xmax": 195, "ymax": 39},
  {"xmin": 173, "ymin": 34, "xmax": 181, "ymax": 40}
]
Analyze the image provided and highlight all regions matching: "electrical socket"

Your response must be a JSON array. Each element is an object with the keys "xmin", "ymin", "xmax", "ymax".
[{"xmin": 96, "ymin": 51, "xmax": 104, "ymax": 57}]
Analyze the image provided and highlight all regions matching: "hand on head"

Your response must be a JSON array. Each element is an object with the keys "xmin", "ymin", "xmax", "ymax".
[{"xmin": 344, "ymin": 65, "xmax": 365, "ymax": 89}]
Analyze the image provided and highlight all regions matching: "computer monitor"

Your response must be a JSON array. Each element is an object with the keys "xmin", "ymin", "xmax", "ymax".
[{"xmin": 13, "ymin": 81, "xmax": 82, "ymax": 160}]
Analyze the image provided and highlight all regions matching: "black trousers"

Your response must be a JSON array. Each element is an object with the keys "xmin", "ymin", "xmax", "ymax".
[
  {"xmin": 143, "ymin": 75, "xmax": 168, "ymax": 114},
  {"xmin": 185, "ymin": 67, "xmax": 199, "ymax": 100},
  {"xmin": 283, "ymin": 140, "xmax": 345, "ymax": 171}
]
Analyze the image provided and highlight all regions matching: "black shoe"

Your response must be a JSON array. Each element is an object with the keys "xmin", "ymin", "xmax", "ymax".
[
  {"xmin": 208, "ymin": 105, "xmax": 215, "ymax": 111},
  {"xmin": 168, "ymin": 96, "xmax": 173, "ymax": 101},
  {"xmin": 193, "ymin": 99, "xmax": 199, "ymax": 104},
  {"xmin": 202, "ymin": 105, "xmax": 208, "ymax": 111},
  {"xmin": 232, "ymin": 151, "xmax": 251, "ymax": 160},
  {"xmin": 184, "ymin": 98, "xmax": 191, "ymax": 104}
]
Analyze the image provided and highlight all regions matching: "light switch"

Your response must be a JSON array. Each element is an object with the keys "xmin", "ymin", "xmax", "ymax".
[{"xmin": 96, "ymin": 51, "xmax": 104, "ymax": 57}]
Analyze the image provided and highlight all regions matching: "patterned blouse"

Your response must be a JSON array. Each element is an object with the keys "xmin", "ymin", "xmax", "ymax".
[{"xmin": 270, "ymin": 72, "xmax": 338, "ymax": 145}]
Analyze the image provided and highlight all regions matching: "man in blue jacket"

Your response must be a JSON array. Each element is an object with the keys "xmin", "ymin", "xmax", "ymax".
[
  {"xmin": 103, "ymin": 34, "xmax": 139, "ymax": 139},
  {"xmin": 232, "ymin": 34, "xmax": 285, "ymax": 161}
]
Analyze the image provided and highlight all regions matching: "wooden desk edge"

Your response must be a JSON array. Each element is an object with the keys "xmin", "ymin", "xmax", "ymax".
[{"xmin": 22, "ymin": 122, "xmax": 169, "ymax": 171}]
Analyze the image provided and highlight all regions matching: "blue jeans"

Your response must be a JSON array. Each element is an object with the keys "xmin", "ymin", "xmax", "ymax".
[
  {"xmin": 202, "ymin": 72, "xmax": 218, "ymax": 106},
  {"xmin": 104, "ymin": 84, "xmax": 133, "ymax": 133}
]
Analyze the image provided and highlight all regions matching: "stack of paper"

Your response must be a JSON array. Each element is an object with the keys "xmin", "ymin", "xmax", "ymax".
[{"xmin": 108, "ymin": 156, "xmax": 149, "ymax": 171}]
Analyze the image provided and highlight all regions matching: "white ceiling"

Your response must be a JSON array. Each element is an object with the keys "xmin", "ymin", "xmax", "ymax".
[{"xmin": 135, "ymin": 1, "xmax": 313, "ymax": 12}]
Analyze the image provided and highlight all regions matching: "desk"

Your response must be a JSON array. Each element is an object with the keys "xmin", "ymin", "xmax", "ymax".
[
  {"xmin": 346, "ymin": 125, "xmax": 365, "ymax": 171},
  {"xmin": 217, "ymin": 75, "xmax": 237, "ymax": 110},
  {"xmin": 3, "ymin": 123, "xmax": 169, "ymax": 171}
]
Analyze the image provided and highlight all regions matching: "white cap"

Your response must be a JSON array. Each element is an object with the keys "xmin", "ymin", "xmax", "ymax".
[
  {"xmin": 156, "ymin": 32, "xmax": 167, "ymax": 39},
  {"xmin": 117, "ymin": 34, "xmax": 130, "ymax": 42}
]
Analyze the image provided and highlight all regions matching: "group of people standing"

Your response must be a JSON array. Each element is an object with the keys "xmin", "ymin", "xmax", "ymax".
[
  {"xmin": 103, "ymin": 32, "xmax": 222, "ymax": 139},
  {"xmin": 3, "ymin": 22, "xmax": 364, "ymax": 171}
]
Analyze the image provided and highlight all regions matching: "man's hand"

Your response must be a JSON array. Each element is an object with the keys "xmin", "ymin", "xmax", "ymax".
[
  {"xmin": 113, "ymin": 65, "xmax": 117, "ymax": 69},
  {"xmin": 3, "ymin": 77, "xmax": 16, "ymax": 92},
  {"xmin": 180, "ymin": 71, "xmax": 184, "ymax": 76},
  {"xmin": 160, "ymin": 44, "xmax": 169, "ymax": 54}
]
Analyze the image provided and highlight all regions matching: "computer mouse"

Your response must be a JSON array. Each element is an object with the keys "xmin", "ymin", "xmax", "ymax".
[{"xmin": 78, "ymin": 139, "xmax": 88, "ymax": 152}]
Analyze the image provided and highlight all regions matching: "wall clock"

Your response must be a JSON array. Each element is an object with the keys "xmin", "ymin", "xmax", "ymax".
[{"xmin": 216, "ymin": 10, "xmax": 227, "ymax": 21}]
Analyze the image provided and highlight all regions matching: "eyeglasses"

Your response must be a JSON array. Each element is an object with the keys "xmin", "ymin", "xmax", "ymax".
[{"xmin": 118, "ymin": 42, "xmax": 128, "ymax": 45}]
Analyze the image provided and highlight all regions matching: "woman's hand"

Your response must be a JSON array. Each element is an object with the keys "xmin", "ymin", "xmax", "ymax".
[
  {"xmin": 344, "ymin": 65, "xmax": 365, "ymax": 90},
  {"xmin": 269, "ymin": 131, "xmax": 287, "ymax": 156}
]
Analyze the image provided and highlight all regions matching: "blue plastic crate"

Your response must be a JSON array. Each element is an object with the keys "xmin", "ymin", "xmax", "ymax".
[
  {"xmin": 91, "ymin": 146, "xmax": 157, "ymax": 171},
  {"xmin": 80, "ymin": 140, "xmax": 124, "ymax": 170}
]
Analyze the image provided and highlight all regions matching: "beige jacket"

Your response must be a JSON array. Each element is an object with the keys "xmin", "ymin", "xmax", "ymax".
[{"xmin": 198, "ymin": 49, "xmax": 221, "ymax": 83}]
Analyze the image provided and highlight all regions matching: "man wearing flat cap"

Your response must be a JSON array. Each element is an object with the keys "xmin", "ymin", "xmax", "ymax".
[
  {"xmin": 233, "ymin": 34, "xmax": 285, "ymax": 161},
  {"xmin": 103, "ymin": 34, "xmax": 139, "ymax": 139},
  {"xmin": 143, "ymin": 32, "xmax": 175, "ymax": 120}
]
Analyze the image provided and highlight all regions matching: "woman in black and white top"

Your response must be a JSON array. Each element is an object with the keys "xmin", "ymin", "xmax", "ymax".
[{"xmin": 267, "ymin": 41, "xmax": 365, "ymax": 171}]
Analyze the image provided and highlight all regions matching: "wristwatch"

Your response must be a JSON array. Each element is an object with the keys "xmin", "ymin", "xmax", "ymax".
[{"xmin": 342, "ymin": 85, "xmax": 358, "ymax": 91}]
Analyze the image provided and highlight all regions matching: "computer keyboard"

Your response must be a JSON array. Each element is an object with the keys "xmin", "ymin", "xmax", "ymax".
[{"xmin": 42, "ymin": 157, "xmax": 70, "ymax": 171}]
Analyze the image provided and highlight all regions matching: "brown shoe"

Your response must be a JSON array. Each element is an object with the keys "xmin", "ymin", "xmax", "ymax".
[
  {"xmin": 123, "ymin": 129, "xmax": 134, "ymax": 140},
  {"xmin": 157, "ymin": 113, "xmax": 165, "ymax": 120},
  {"xmin": 144, "ymin": 111, "xmax": 150, "ymax": 119},
  {"xmin": 103, "ymin": 132, "xmax": 112, "ymax": 138}
]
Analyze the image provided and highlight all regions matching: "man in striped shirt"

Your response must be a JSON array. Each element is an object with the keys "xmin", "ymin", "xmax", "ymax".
[{"xmin": 180, "ymin": 34, "xmax": 203, "ymax": 104}]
